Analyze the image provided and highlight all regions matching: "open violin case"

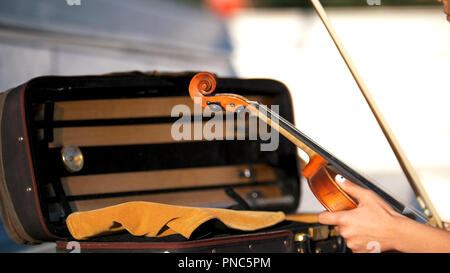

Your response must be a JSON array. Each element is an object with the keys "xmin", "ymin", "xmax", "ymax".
[{"xmin": 0, "ymin": 71, "xmax": 346, "ymax": 253}]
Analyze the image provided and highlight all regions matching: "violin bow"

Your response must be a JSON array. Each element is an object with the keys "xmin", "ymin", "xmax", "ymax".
[{"xmin": 309, "ymin": 0, "xmax": 445, "ymax": 229}]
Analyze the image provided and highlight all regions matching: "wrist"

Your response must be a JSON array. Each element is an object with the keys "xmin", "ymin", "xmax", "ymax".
[
  {"xmin": 384, "ymin": 214, "xmax": 413, "ymax": 252},
  {"xmin": 388, "ymin": 215, "xmax": 425, "ymax": 252}
]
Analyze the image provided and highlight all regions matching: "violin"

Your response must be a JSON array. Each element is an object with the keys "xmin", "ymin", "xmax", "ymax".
[
  {"xmin": 188, "ymin": 0, "xmax": 447, "ymax": 229},
  {"xmin": 189, "ymin": 71, "xmax": 418, "ymax": 218}
]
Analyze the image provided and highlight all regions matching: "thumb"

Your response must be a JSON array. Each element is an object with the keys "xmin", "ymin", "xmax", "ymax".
[
  {"xmin": 318, "ymin": 210, "xmax": 347, "ymax": 226},
  {"xmin": 335, "ymin": 174, "xmax": 368, "ymax": 202}
]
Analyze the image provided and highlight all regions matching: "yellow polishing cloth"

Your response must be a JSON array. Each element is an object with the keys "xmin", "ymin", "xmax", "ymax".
[{"xmin": 66, "ymin": 201, "xmax": 286, "ymax": 240}]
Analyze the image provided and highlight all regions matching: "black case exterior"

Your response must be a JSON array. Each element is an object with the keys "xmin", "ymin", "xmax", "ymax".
[
  {"xmin": 0, "ymin": 85, "xmax": 63, "ymax": 244},
  {"xmin": 55, "ymin": 221, "xmax": 346, "ymax": 253},
  {"xmin": 0, "ymin": 71, "xmax": 344, "ymax": 253}
]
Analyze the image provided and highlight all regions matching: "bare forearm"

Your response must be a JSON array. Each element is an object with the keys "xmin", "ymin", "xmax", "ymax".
[{"xmin": 392, "ymin": 217, "xmax": 450, "ymax": 253}]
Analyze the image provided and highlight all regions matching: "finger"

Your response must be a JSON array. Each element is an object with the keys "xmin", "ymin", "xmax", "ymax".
[
  {"xmin": 333, "ymin": 226, "xmax": 341, "ymax": 234},
  {"xmin": 345, "ymin": 240, "xmax": 362, "ymax": 252},
  {"xmin": 373, "ymin": 193, "xmax": 397, "ymax": 214},
  {"xmin": 335, "ymin": 175, "xmax": 395, "ymax": 211},
  {"xmin": 335, "ymin": 174, "xmax": 396, "ymax": 210},
  {"xmin": 318, "ymin": 210, "xmax": 348, "ymax": 226},
  {"xmin": 318, "ymin": 211, "xmax": 337, "ymax": 225},
  {"xmin": 335, "ymin": 174, "xmax": 368, "ymax": 201}
]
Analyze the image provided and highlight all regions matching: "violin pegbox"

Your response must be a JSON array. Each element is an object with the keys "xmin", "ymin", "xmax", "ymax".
[{"xmin": 189, "ymin": 72, "xmax": 250, "ymax": 114}]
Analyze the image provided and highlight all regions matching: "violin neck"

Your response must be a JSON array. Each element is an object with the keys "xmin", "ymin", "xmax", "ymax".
[
  {"xmin": 248, "ymin": 102, "xmax": 428, "ymax": 223},
  {"xmin": 248, "ymin": 103, "xmax": 316, "ymax": 159}
]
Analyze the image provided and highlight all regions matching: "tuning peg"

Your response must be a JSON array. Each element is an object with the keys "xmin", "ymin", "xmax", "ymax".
[{"xmin": 207, "ymin": 102, "xmax": 223, "ymax": 112}]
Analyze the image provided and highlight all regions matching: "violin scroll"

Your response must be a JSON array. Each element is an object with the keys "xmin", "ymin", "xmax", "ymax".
[{"xmin": 189, "ymin": 72, "xmax": 217, "ymax": 98}]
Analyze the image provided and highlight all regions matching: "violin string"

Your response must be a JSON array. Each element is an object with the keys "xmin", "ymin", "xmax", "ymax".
[{"xmin": 249, "ymin": 101, "xmax": 429, "ymax": 223}]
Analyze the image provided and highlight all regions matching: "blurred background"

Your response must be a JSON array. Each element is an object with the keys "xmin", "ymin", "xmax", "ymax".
[{"xmin": 0, "ymin": 0, "xmax": 449, "ymax": 252}]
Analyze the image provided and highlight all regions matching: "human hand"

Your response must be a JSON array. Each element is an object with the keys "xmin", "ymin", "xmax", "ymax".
[
  {"xmin": 317, "ymin": 175, "xmax": 408, "ymax": 253},
  {"xmin": 437, "ymin": 0, "xmax": 450, "ymax": 22}
]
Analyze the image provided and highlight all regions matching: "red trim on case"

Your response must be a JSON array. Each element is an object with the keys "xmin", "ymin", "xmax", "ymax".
[
  {"xmin": 56, "ymin": 231, "xmax": 292, "ymax": 250},
  {"xmin": 19, "ymin": 85, "xmax": 62, "ymax": 240},
  {"xmin": 8, "ymin": 215, "xmax": 26, "ymax": 243}
]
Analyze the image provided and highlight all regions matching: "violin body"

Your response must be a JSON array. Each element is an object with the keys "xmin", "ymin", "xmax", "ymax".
[{"xmin": 302, "ymin": 155, "xmax": 357, "ymax": 212}]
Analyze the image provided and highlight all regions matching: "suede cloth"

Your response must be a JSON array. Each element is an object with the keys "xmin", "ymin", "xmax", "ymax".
[{"xmin": 66, "ymin": 201, "xmax": 286, "ymax": 240}]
